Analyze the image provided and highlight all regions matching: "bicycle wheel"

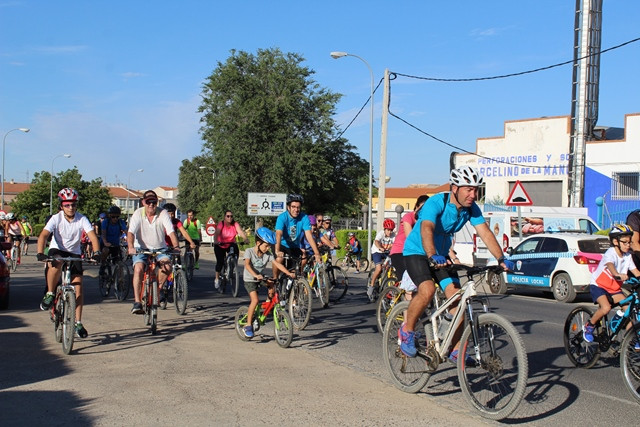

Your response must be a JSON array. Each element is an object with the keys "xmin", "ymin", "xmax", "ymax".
[
  {"xmin": 620, "ymin": 329, "xmax": 640, "ymax": 403},
  {"xmin": 273, "ymin": 305, "xmax": 294, "ymax": 348},
  {"xmin": 234, "ymin": 306, "xmax": 251, "ymax": 341},
  {"xmin": 142, "ymin": 279, "xmax": 150, "ymax": 326},
  {"xmin": 150, "ymin": 280, "xmax": 158, "ymax": 335},
  {"xmin": 230, "ymin": 257, "xmax": 240, "ymax": 298},
  {"xmin": 317, "ymin": 265, "xmax": 330, "ymax": 308},
  {"xmin": 183, "ymin": 251, "xmax": 194, "ymax": 282},
  {"xmin": 10, "ymin": 246, "xmax": 18, "ymax": 272},
  {"xmin": 173, "ymin": 269, "xmax": 188, "ymax": 315},
  {"xmin": 376, "ymin": 285, "xmax": 403, "ymax": 334},
  {"xmin": 563, "ymin": 306, "xmax": 601, "ymax": 369},
  {"xmin": 113, "ymin": 262, "xmax": 130, "ymax": 301},
  {"xmin": 288, "ymin": 278, "xmax": 312, "ymax": 330},
  {"xmin": 98, "ymin": 264, "xmax": 112, "ymax": 298},
  {"xmin": 457, "ymin": 313, "xmax": 528, "ymax": 421},
  {"xmin": 328, "ymin": 266, "xmax": 348, "ymax": 302},
  {"xmin": 54, "ymin": 293, "xmax": 63, "ymax": 343},
  {"xmin": 336, "ymin": 257, "xmax": 350, "ymax": 272},
  {"xmin": 359, "ymin": 258, "xmax": 369, "ymax": 272},
  {"xmin": 382, "ymin": 301, "xmax": 432, "ymax": 393},
  {"xmin": 61, "ymin": 291, "xmax": 76, "ymax": 355}
]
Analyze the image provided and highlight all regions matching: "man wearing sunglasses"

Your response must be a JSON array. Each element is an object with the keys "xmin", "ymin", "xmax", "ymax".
[
  {"xmin": 37, "ymin": 187, "xmax": 101, "ymax": 339},
  {"xmin": 127, "ymin": 190, "xmax": 178, "ymax": 314}
]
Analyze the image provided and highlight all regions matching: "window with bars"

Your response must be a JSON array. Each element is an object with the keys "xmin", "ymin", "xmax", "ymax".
[{"xmin": 612, "ymin": 172, "xmax": 639, "ymax": 200}]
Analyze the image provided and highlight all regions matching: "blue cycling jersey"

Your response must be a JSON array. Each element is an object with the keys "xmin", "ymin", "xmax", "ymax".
[
  {"xmin": 275, "ymin": 210, "xmax": 311, "ymax": 249},
  {"xmin": 403, "ymin": 192, "xmax": 484, "ymax": 257}
]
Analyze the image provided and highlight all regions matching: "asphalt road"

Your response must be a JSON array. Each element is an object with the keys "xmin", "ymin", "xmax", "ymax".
[{"xmin": 1, "ymin": 249, "xmax": 639, "ymax": 425}]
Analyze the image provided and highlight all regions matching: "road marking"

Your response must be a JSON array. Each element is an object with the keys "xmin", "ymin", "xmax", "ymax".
[{"xmin": 583, "ymin": 389, "xmax": 638, "ymax": 406}]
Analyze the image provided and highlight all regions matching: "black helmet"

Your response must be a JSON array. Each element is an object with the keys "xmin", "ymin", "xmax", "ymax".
[
  {"xmin": 163, "ymin": 203, "xmax": 177, "ymax": 212},
  {"xmin": 107, "ymin": 205, "xmax": 121, "ymax": 215},
  {"xmin": 286, "ymin": 194, "xmax": 304, "ymax": 205}
]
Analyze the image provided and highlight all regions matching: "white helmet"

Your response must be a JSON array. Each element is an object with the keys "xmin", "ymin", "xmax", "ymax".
[
  {"xmin": 450, "ymin": 166, "xmax": 484, "ymax": 187},
  {"xmin": 6, "ymin": 212, "xmax": 15, "ymax": 220},
  {"xmin": 0, "ymin": 212, "xmax": 5, "ymax": 220}
]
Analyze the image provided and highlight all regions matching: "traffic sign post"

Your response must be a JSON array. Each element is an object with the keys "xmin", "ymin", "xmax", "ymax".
[
  {"xmin": 205, "ymin": 216, "xmax": 216, "ymax": 237},
  {"xmin": 246, "ymin": 193, "xmax": 286, "ymax": 217},
  {"xmin": 506, "ymin": 181, "xmax": 533, "ymax": 240}
]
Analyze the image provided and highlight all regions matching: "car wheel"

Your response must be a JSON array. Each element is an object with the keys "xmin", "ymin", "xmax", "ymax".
[
  {"xmin": 487, "ymin": 271, "xmax": 507, "ymax": 294},
  {"xmin": 552, "ymin": 272, "xmax": 576, "ymax": 303}
]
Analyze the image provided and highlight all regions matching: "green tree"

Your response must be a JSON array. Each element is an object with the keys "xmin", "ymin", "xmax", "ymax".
[
  {"xmin": 10, "ymin": 167, "xmax": 112, "ymax": 225},
  {"xmin": 188, "ymin": 48, "xmax": 368, "ymax": 226}
]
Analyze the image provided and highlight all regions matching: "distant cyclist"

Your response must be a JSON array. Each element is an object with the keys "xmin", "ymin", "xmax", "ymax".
[
  {"xmin": 213, "ymin": 209, "xmax": 248, "ymax": 292},
  {"xmin": 399, "ymin": 166, "xmax": 513, "ymax": 360},
  {"xmin": 366, "ymin": 218, "xmax": 396, "ymax": 301},
  {"xmin": 5, "ymin": 213, "xmax": 24, "ymax": 261},
  {"xmin": 183, "ymin": 209, "xmax": 203, "ymax": 269},
  {"xmin": 20, "ymin": 215, "xmax": 33, "ymax": 255},
  {"xmin": 100, "ymin": 206, "xmax": 128, "ymax": 274}
]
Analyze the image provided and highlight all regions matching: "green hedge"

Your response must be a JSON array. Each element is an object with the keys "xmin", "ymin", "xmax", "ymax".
[{"xmin": 335, "ymin": 229, "xmax": 369, "ymax": 259}]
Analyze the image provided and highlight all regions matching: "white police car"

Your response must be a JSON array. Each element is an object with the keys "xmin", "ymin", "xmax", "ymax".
[{"xmin": 487, "ymin": 233, "xmax": 611, "ymax": 303}]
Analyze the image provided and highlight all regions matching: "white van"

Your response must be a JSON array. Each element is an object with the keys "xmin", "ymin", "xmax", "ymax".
[{"xmin": 454, "ymin": 206, "xmax": 600, "ymax": 266}]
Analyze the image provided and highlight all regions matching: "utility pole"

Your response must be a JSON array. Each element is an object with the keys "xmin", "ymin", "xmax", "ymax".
[{"xmin": 377, "ymin": 69, "xmax": 390, "ymax": 229}]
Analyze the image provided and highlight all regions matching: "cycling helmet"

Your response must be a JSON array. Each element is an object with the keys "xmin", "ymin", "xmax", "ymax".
[
  {"xmin": 348, "ymin": 232, "xmax": 355, "ymax": 237},
  {"xmin": 163, "ymin": 203, "xmax": 177, "ymax": 212},
  {"xmin": 1, "ymin": 212, "xmax": 7, "ymax": 220},
  {"xmin": 255, "ymin": 227, "xmax": 276, "ymax": 245},
  {"xmin": 383, "ymin": 218, "xmax": 396, "ymax": 230},
  {"xmin": 6, "ymin": 212, "xmax": 15, "ymax": 220},
  {"xmin": 99, "ymin": 212, "xmax": 107, "ymax": 219},
  {"xmin": 22, "ymin": 215, "xmax": 28, "ymax": 220},
  {"xmin": 307, "ymin": 214, "xmax": 317, "ymax": 225},
  {"xmin": 449, "ymin": 166, "xmax": 484, "ymax": 187},
  {"xmin": 324, "ymin": 216, "xmax": 332, "ymax": 221},
  {"xmin": 286, "ymin": 194, "xmax": 304, "ymax": 205},
  {"xmin": 107, "ymin": 205, "xmax": 121, "ymax": 215},
  {"xmin": 609, "ymin": 224, "xmax": 633, "ymax": 241},
  {"xmin": 58, "ymin": 187, "xmax": 79, "ymax": 203}
]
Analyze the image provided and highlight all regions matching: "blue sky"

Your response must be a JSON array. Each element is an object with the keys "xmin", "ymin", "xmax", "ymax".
[{"xmin": 1, "ymin": 1, "xmax": 638, "ymax": 192}]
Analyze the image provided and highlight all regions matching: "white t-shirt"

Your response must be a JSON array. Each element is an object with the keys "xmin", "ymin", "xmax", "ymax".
[
  {"xmin": 371, "ymin": 229, "xmax": 396, "ymax": 254},
  {"xmin": 591, "ymin": 247, "xmax": 637, "ymax": 289},
  {"xmin": 45, "ymin": 211, "xmax": 94, "ymax": 255},
  {"xmin": 128, "ymin": 207, "xmax": 174, "ymax": 250}
]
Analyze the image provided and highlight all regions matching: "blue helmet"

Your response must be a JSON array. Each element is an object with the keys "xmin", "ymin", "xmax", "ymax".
[{"xmin": 255, "ymin": 227, "xmax": 276, "ymax": 245}]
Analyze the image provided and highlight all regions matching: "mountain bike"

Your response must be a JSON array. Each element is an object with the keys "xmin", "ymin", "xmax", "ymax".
[
  {"xmin": 42, "ymin": 256, "xmax": 94, "ymax": 355},
  {"xmin": 182, "ymin": 246, "xmax": 195, "ymax": 282},
  {"xmin": 8, "ymin": 238, "xmax": 22, "ymax": 272},
  {"xmin": 280, "ymin": 254, "xmax": 313, "ymax": 330},
  {"xmin": 217, "ymin": 244, "xmax": 240, "ymax": 297},
  {"xmin": 564, "ymin": 277, "xmax": 640, "ymax": 403},
  {"xmin": 98, "ymin": 248, "xmax": 131, "ymax": 301},
  {"xmin": 303, "ymin": 251, "xmax": 330, "ymax": 309},
  {"xmin": 367, "ymin": 254, "xmax": 396, "ymax": 303},
  {"xmin": 336, "ymin": 248, "xmax": 368, "ymax": 273},
  {"xmin": 160, "ymin": 250, "xmax": 188, "ymax": 315},
  {"xmin": 234, "ymin": 278, "xmax": 294, "ymax": 348},
  {"xmin": 382, "ymin": 264, "xmax": 528, "ymax": 420},
  {"xmin": 137, "ymin": 249, "xmax": 173, "ymax": 335}
]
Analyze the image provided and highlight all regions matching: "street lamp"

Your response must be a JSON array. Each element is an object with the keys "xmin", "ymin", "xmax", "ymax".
[
  {"xmin": 2, "ymin": 127, "xmax": 30, "ymax": 210},
  {"xmin": 126, "ymin": 168, "xmax": 144, "ymax": 218},
  {"xmin": 330, "ymin": 51, "xmax": 374, "ymax": 262},
  {"xmin": 49, "ymin": 154, "xmax": 72, "ymax": 215}
]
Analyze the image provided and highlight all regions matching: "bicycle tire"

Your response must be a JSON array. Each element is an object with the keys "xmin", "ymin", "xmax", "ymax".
[
  {"xmin": 288, "ymin": 278, "xmax": 312, "ymax": 330},
  {"xmin": 230, "ymin": 257, "xmax": 240, "ymax": 298},
  {"xmin": 234, "ymin": 306, "xmax": 251, "ymax": 341},
  {"xmin": 317, "ymin": 265, "xmax": 330, "ymax": 308},
  {"xmin": 563, "ymin": 306, "xmax": 601, "ymax": 369},
  {"xmin": 360, "ymin": 258, "xmax": 369, "ymax": 272},
  {"xmin": 173, "ymin": 269, "xmax": 188, "ymax": 315},
  {"xmin": 142, "ymin": 278, "xmax": 150, "ymax": 326},
  {"xmin": 54, "ymin": 292, "xmax": 63, "ymax": 343},
  {"xmin": 151, "ymin": 280, "xmax": 158, "ymax": 335},
  {"xmin": 98, "ymin": 264, "xmax": 112, "ymax": 298},
  {"xmin": 457, "ymin": 313, "xmax": 528, "ymax": 421},
  {"xmin": 620, "ymin": 329, "xmax": 640, "ymax": 403},
  {"xmin": 336, "ymin": 257, "xmax": 350, "ymax": 272},
  {"xmin": 10, "ymin": 246, "xmax": 18, "ymax": 272},
  {"xmin": 273, "ymin": 305, "xmax": 294, "ymax": 348},
  {"xmin": 376, "ymin": 285, "xmax": 403, "ymax": 334},
  {"xmin": 328, "ymin": 266, "xmax": 348, "ymax": 302},
  {"xmin": 114, "ymin": 261, "xmax": 130, "ymax": 301},
  {"xmin": 61, "ymin": 291, "xmax": 76, "ymax": 355},
  {"xmin": 183, "ymin": 251, "xmax": 195, "ymax": 282},
  {"xmin": 382, "ymin": 301, "xmax": 432, "ymax": 393}
]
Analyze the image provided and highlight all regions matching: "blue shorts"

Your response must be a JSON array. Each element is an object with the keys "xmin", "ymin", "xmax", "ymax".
[
  {"xmin": 132, "ymin": 252, "xmax": 170, "ymax": 267},
  {"xmin": 372, "ymin": 252, "xmax": 388, "ymax": 266},
  {"xmin": 589, "ymin": 285, "xmax": 623, "ymax": 304}
]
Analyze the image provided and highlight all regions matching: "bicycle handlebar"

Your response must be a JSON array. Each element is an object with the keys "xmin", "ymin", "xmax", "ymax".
[{"xmin": 39, "ymin": 256, "xmax": 98, "ymax": 264}]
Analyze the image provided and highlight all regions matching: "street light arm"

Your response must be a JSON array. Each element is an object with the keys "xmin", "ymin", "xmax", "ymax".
[{"xmin": 2, "ymin": 127, "xmax": 30, "ymax": 210}]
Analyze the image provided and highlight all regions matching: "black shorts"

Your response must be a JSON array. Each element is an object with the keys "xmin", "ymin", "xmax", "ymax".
[
  {"xmin": 9, "ymin": 235, "xmax": 23, "ymax": 242},
  {"xmin": 48, "ymin": 248, "xmax": 83, "ymax": 276},
  {"xmin": 404, "ymin": 254, "xmax": 460, "ymax": 291}
]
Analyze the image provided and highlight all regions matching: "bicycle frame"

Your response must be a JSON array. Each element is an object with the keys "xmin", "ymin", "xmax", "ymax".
[{"xmin": 596, "ymin": 283, "xmax": 640, "ymax": 350}]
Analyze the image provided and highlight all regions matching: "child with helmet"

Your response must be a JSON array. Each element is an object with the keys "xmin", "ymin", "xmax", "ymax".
[
  {"xmin": 366, "ymin": 218, "xmax": 396, "ymax": 302},
  {"xmin": 242, "ymin": 227, "xmax": 295, "ymax": 339},
  {"xmin": 583, "ymin": 224, "xmax": 640, "ymax": 344}
]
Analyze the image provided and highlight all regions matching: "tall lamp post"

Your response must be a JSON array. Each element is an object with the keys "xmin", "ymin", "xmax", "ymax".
[
  {"xmin": 2, "ymin": 127, "xmax": 30, "ymax": 210},
  {"xmin": 49, "ymin": 154, "xmax": 72, "ymax": 215},
  {"xmin": 330, "ymin": 51, "xmax": 374, "ymax": 262},
  {"xmin": 126, "ymin": 169, "xmax": 144, "ymax": 219}
]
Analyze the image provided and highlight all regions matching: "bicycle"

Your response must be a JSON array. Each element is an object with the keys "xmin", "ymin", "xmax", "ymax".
[
  {"xmin": 98, "ymin": 248, "xmax": 131, "ymax": 301},
  {"xmin": 279, "ymin": 253, "xmax": 313, "ymax": 330},
  {"xmin": 160, "ymin": 249, "xmax": 188, "ymax": 315},
  {"xmin": 564, "ymin": 276, "xmax": 640, "ymax": 403},
  {"xmin": 182, "ymin": 246, "xmax": 195, "ymax": 282},
  {"xmin": 42, "ymin": 256, "xmax": 94, "ymax": 355},
  {"xmin": 382, "ymin": 264, "xmax": 528, "ymax": 420},
  {"xmin": 137, "ymin": 249, "xmax": 173, "ymax": 335},
  {"xmin": 336, "ymin": 248, "xmax": 369, "ymax": 273},
  {"xmin": 217, "ymin": 244, "xmax": 240, "ymax": 297},
  {"xmin": 367, "ymin": 254, "xmax": 396, "ymax": 303},
  {"xmin": 8, "ymin": 238, "xmax": 22, "ymax": 272},
  {"xmin": 303, "ymin": 249, "xmax": 331, "ymax": 309},
  {"xmin": 234, "ymin": 278, "xmax": 294, "ymax": 348}
]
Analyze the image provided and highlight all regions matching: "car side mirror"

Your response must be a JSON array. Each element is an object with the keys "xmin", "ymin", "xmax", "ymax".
[{"xmin": 506, "ymin": 247, "xmax": 514, "ymax": 256}]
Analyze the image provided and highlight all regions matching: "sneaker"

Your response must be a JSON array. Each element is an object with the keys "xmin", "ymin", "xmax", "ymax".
[
  {"xmin": 448, "ymin": 349, "xmax": 476, "ymax": 366},
  {"xmin": 583, "ymin": 322, "xmax": 595, "ymax": 343},
  {"xmin": 131, "ymin": 302, "xmax": 144, "ymax": 314},
  {"xmin": 634, "ymin": 341, "xmax": 640, "ymax": 352},
  {"xmin": 75, "ymin": 322, "xmax": 88, "ymax": 338},
  {"xmin": 398, "ymin": 323, "xmax": 417, "ymax": 357},
  {"xmin": 243, "ymin": 325, "xmax": 254, "ymax": 338},
  {"xmin": 355, "ymin": 269, "xmax": 360, "ymax": 274},
  {"xmin": 194, "ymin": 261, "xmax": 199, "ymax": 270},
  {"xmin": 366, "ymin": 286, "xmax": 374, "ymax": 301},
  {"xmin": 40, "ymin": 292, "xmax": 55, "ymax": 310},
  {"xmin": 214, "ymin": 279, "xmax": 220, "ymax": 290}
]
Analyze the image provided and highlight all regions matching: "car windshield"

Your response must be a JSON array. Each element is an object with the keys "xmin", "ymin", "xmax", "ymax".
[{"xmin": 578, "ymin": 238, "xmax": 610, "ymax": 253}]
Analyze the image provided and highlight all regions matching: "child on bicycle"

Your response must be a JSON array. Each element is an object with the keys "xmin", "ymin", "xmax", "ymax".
[
  {"xmin": 242, "ymin": 227, "xmax": 295, "ymax": 339},
  {"xmin": 583, "ymin": 224, "xmax": 640, "ymax": 344},
  {"xmin": 346, "ymin": 232, "xmax": 363, "ymax": 273}
]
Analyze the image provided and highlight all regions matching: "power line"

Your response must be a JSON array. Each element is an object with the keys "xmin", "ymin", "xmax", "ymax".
[{"xmin": 335, "ymin": 78, "xmax": 383, "ymax": 139}]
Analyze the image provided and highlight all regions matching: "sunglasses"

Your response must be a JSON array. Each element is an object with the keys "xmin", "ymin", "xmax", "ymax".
[
  {"xmin": 62, "ymin": 202, "xmax": 77, "ymax": 208},
  {"xmin": 226, "ymin": 215, "xmax": 234, "ymax": 218},
  {"xmin": 110, "ymin": 215, "xmax": 120, "ymax": 219},
  {"xmin": 145, "ymin": 199, "xmax": 158, "ymax": 205}
]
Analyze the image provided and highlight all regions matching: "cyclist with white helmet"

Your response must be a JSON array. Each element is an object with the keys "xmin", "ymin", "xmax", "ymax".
[
  {"xmin": 5, "ymin": 212, "xmax": 24, "ymax": 261},
  {"xmin": 37, "ymin": 188, "xmax": 101, "ymax": 338},
  {"xmin": 399, "ymin": 166, "xmax": 513, "ymax": 360}
]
